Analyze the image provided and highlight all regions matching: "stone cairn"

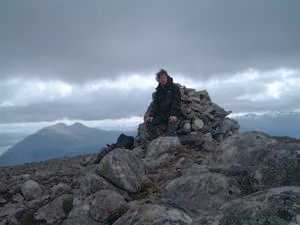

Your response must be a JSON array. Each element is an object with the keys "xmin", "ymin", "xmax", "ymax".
[{"xmin": 135, "ymin": 83, "xmax": 240, "ymax": 145}]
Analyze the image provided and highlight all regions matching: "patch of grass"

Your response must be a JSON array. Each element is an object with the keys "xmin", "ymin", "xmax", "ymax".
[
  {"xmin": 135, "ymin": 181, "xmax": 161, "ymax": 200},
  {"xmin": 62, "ymin": 195, "xmax": 73, "ymax": 215}
]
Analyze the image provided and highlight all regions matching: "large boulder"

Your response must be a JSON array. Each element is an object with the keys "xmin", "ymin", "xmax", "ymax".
[
  {"xmin": 51, "ymin": 183, "xmax": 72, "ymax": 198},
  {"xmin": 0, "ymin": 202, "xmax": 25, "ymax": 225},
  {"xmin": 89, "ymin": 189, "xmax": 126, "ymax": 223},
  {"xmin": 112, "ymin": 203, "xmax": 193, "ymax": 225},
  {"xmin": 34, "ymin": 194, "xmax": 73, "ymax": 224},
  {"xmin": 79, "ymin": 173, "xmax": 114, "ymax": 195},
  {"xmin": 220, "ymin": 186, "xmax": 300, "ymax": 225},
  {"xmin": 193, "ymin": 186, "xmax": 300, "ymax": 225},
  {"xmin": 21, "ymin": 180, "xmax": 43, "ymax": 201},
  {"xmin": 96, "ymin": 148, "xmax": 146, "ymax": 193},
  {"xmin": 163, "ymin": 172, "xmax": 240, "ymax": 217},
  {"xmin": 215, "ymin": 131, "xmax": 300, "ymax": 190},
  {"xmin": 144, "ymin": 136, "xmax": 183, "ymax": 169},
  {"xmin": 64, "ymin": 198, "xmax": 98, "ymax": 225}
]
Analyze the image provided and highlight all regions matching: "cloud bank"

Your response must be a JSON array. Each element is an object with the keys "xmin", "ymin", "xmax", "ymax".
[{"xmin": 0, "ymin": 1, "xmax": 299, "ymax": 125}]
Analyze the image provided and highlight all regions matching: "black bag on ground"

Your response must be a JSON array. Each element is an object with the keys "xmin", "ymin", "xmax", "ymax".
[{"xmin": 114, "ymin": 133, "xmax": 134, "ymax": 149}]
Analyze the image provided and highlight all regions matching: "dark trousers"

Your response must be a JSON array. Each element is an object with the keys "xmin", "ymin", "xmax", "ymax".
[{"xmin": 145, "ymin": 116, "xmax": 180, "ymax": 140}]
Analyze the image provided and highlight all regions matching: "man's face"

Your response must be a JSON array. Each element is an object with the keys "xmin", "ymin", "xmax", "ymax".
[{"xmin": 157, "ymin": 74, "xmax": 168, "ymax": 85}]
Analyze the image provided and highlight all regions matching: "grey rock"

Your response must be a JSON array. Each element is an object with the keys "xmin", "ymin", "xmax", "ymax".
[
  {"xmin": 163, "ymin": 172, "xmax": 240, "ymax": 216},
  {"xmin": 51, "ymin": 183, "xmax": 72, "ymax": 197},
  {"xmin": 182, "ymin": 163, "xmax": 210, "ymax": 176},
  {"xmin": 144, "ymin": 136, "xmax": 182, "ymax": 169},
  {"xmin": 179, "ymin": 132, "xmax": 204, "ymax": 147},
  {"xmin": 0, "ymin": 202, "xmax": 25, "ymax": 222},
  {"xmin": 216, "ymin": 131, "xmax": 300, "ymax": 190},
  {"xmin": 131, "ymin": 146, "xmax": 146, "ymax": 159},
  {"xmin": 113, "ymin": 203, "xmax": 193, "ymax": 225},
  {"xmin": 296, "ymin": 214, "xmax": 300, "ymax": 224},
  {"xmin": 34, "ymin": 194, "xmax": 73, "ymax": 224},
  {"xmin": 89, "ymin": 189, "xmax": 126, "ymax": 223},
  {"xmin": 97, "ymin": 148, "xmax": 145, "ymax": 193},
  {"xmin": 0, "ymin": 182, "xmax": 8, "ymax": 194},
  {"xmin": 79, "ymin": 173, "xmax": 113, "ymax": 195},
  {"xmin": 217, "ymin": 186, "xmax": 300, "ymax": 225},
  {"xmin": 21, "ymin": 180, "xmax": 43, "ymax": 201},
  {"xmin": 0, "ymin": 196, "xmax": 7, "ymax": 204},
  {"xmin": 192, "ymin": 119, "xmax": 204, "ymax": 131},
  {"xmin": 221, "ymin": 118, "xmax": 240, "ymax": 133},
  {"xmin": 182, "ymin": 121, "xmax": 192, "ymax": 133},
  {"xmin": 216, "ymin": 131, "xmax": 276, "ymax": 167},
  {"xmin": 12, "ymin": 193, "xmax": 24, "ymax": 203},
  {"xmin": 64, "ymin": 199, "xmax": 98, "ymax": 225},
  {"xmin": 25, "ymin": 194, "xmax": 51, "ymax": 209}
]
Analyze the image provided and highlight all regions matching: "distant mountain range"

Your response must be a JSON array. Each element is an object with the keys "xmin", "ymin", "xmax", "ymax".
[
  {"xmin": 1, "ymin": 111, "xmax": 299, "ymax": 166},
  {"xmin": 0, "ymin": 122, "xmax": 136, "ymax": 166},
  {"xmin": 233, "ymin": 111, "xmax": 300, "ymax": 139}
]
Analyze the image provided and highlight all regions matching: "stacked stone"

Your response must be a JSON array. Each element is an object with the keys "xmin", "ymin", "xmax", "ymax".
[
  {"xmin": 176, "ymin": 84, "xmax": 239, "ymax": 139},
  {"xmin": 138, "ymin": 84, "xmax": 240, "ymax": 143}
]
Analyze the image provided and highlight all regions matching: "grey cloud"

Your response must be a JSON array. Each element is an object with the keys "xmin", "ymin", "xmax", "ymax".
[
  {"xmin": 2, "ymin": 69, "xmax": 300, "ymax": 123},
  {"xmin": 0, "ymin": 0, "xmax": 299, "ymax": 82},
  {"xmin": 0, "ymin": 88, "xmax": 151, "ymax": 123}
]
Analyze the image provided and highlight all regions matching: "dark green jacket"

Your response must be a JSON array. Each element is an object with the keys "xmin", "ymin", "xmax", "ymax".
[{"xmin": 149, "ymin": 76, "xmax": 181, "ymax": 120}]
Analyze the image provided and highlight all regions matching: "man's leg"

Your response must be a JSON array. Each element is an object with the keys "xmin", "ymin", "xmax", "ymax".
[
  {"xmin": 167, "ymin": 119, "xmax": 180, "ymax": 136},
  {"xmin": 146, "ymin": 117, "xmax": 168, "ymax": 140},
  {"xmin": 146, "ymin": 119, "xmax": 161, "ymax": 140}
]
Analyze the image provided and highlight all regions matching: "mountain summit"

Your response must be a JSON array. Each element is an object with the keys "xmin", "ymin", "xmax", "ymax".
[
  {"xmin": 0, "ymin": 123, "xmax": 122, "ymax": 166},
  {"xmin": 0, "ymin": 85, "xmax": 299, "ymax": 225}
]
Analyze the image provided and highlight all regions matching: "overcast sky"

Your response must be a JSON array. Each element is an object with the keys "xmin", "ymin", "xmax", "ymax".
[{"xmin": 1, "ymin": 0, "xmax": 300, "ymax": 129}]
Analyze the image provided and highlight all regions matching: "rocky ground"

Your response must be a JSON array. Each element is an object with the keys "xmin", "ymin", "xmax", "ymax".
[{"xmin": 1, "ymin": 86, "xmax": 300, "ymax": 225}]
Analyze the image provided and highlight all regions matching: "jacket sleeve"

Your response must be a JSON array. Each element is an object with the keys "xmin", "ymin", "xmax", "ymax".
[
  {"xmin": 170, "ymin": 86, "xmax": 181, "ymax": 117},
  {"xmin": 148, "ymin": 92, "xmax": 159, "ymax": 117}
]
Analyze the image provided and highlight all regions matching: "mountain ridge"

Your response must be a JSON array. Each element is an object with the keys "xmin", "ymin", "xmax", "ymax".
[{"xmin": 0, "ymin": 122, "xmax": 133, "ymax": 166}]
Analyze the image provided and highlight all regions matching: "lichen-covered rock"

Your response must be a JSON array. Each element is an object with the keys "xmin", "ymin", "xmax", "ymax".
[
  {"xmin": 79, "ymin": 173, "xmax": 114, "ymax": 195},
  {"xmin": 0, "ymin": 202, "xmax": 25, "ymax": 223},
  {"xmin": 97, "ymin": 148, "xmax": 146, "ymax": 193},
  {"xmin": 21, "ymin": 180, "xmax": 43, "ymax": 200},
  {"xmin": 112, "ymin": 203, "xmax": 193, "ymax": 225},
  {"xmin": 34, "ymin": 194, "xmax": 73, "ymax": 224},
  {"xmin": 163, "ymin": 172, "xmax": 240, "ymax": 217},
  {"xmin": 144, "ymin": 136, "xmax": 182, "ymax": 169},
  {"xmin": 218, "ymin": 186, "xmax": 300, "ymax": 225},
  {"xmin": 131, "ymin": 145, "xmax": 146, "ymax": 159},
  {"xmin": 51, "ymin": 183, "xmax": 72, "ymax": 197},
  {"xmin": 89, "ymin": 189, "xmax": 126, "ymax": 223},
  {"xmin": 216, "ymin": 131, "xmax": 300, "ymax": 190},
  {"xmin": 64, "ymin": 199, "xmax": 98, "ymax": 225}
]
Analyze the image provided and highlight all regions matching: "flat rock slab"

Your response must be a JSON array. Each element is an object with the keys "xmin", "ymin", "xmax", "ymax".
[
  {"xmin": 163, "ymin": 172, "xmax": 240, "ymax": 216},
  {"xmin": 97, "ymin": 148, "xmax": 145, "ymax": 193},
  {"xmin": 112, "ymin": 203, "xmax": 193, "ymax": 225},
  {"xmin": 144, "ymin": 136, "xmax": 183, "ymax": 169}
]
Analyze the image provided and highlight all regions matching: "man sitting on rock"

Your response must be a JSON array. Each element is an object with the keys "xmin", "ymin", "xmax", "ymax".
[{"xmin": 145, "ymin": 69, "xmax": 181, "ymax": 140}]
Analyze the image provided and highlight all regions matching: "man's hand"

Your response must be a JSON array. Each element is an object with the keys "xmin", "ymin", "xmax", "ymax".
[
  {"xmin": 169, "ymin": 116, "xmax": 177, "ymax": 123},
  {"xmin": 146, "ymin": 116, "xmax": 154, "ymax": 122}
]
